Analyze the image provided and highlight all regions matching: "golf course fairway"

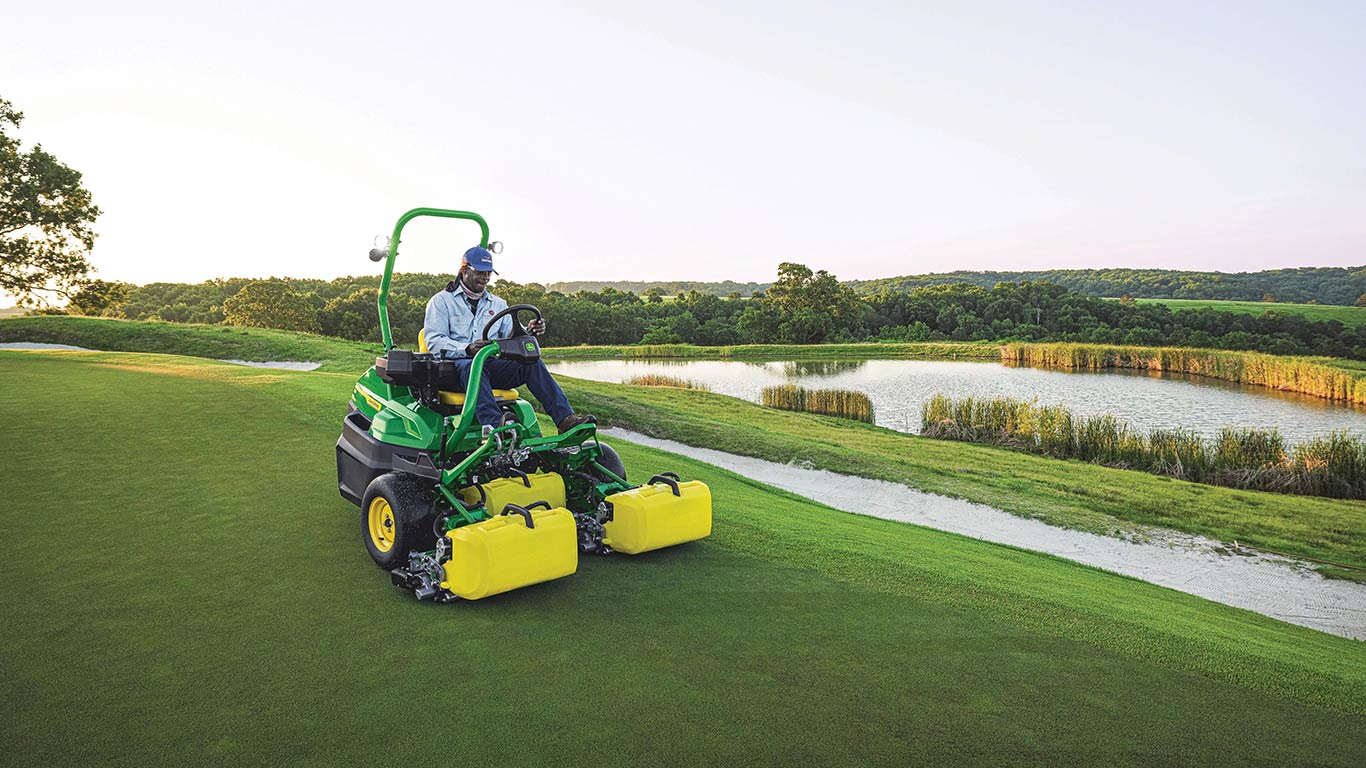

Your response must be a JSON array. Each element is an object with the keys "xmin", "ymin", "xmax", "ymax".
[{"xmin": 2, "ymin": 348, "xmax": 1365, "ymax": 767}]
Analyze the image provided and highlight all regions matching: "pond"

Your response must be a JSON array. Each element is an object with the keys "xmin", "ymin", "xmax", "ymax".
[{"xmin": 546, "ymin": 358, "xmax": 1366, "ymax": 444}]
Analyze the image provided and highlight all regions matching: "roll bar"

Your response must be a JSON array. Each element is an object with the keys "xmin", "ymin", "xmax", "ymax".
[{"xmin": 376, "ymin": 207, "xmax": 490, "ymax": 350}]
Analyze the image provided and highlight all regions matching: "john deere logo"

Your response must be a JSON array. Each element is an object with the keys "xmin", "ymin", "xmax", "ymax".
[{"xmin": 525, "ymin": 342, "xmax": 537, "ymax": 351}]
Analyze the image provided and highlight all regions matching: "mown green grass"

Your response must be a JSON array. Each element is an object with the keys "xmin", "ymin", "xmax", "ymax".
[
  {"xmin": 0, "ymin": 315, "xmax": 380, "ymax": 372},
  {"xmin": 1128, "ymin": 297, "xmax": 1366, "ymax": 327},
  {"xmin": 2, "ymin": 349, "xmax": 1365, "ymax": 767}
]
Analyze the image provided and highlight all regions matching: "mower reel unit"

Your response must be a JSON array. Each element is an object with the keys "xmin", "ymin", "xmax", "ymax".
[{"xmin": 336, "ymin": 207, "xmax": 712, "ymax": 601}]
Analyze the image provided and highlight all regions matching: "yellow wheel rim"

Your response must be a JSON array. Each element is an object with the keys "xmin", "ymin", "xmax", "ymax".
[{"xmin": 367, "ymin": 497, "xmax": 396, "ymax": 553}]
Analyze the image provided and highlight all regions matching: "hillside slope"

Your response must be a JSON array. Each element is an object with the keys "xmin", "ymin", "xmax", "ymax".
[{"xmin": 1, "ymin": 348, "xmax": 1364, "ymax": 766}]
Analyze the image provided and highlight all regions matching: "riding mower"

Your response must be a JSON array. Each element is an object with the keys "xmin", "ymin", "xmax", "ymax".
[{"xmin": 336, "ymin": 207, "xmax": 711, "ymax": 601}]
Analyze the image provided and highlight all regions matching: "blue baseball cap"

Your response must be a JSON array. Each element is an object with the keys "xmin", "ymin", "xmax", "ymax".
[{"xmin": 462, "ymin": 246, "xmax": 498, "ymax": 274}]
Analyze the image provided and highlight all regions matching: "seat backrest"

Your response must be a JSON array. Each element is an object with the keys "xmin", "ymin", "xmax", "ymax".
[{"xmin": 417, "ymin": 329, "xmax": 429, "ymax": 354}]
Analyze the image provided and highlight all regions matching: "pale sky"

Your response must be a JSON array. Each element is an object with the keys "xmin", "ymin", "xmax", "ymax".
[{"xmin": 3, "ymin": 0, "xmax": 1364, "ymax": 300}]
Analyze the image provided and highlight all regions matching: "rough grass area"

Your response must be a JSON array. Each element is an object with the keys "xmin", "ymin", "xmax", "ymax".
[
  {"xmin": 921, "ymin": 393, "xmax": 1366, "ymax": 500},
  {"xmin": 624, "ymin": 373, "xmax": 711, "ymax": 390},
  {"xmin": 1003, "ymin": 341, "xmax": 1366, "ymax": 405},
  {"xmin": 0, "ymin": 315, "xmax": 380, "ymax": 372},
  {"xmin": 2, "ymin": 350, "xmax": 1365, "ymax": 767},
  {"xmin": 557, "ymin": 378, "xmax": 1366, "ymax": 569},
  {"xmin": 1129, "ymin": 297, "xmax": 1366, "ymax": 327},
  {"xmin": 762, "ymin": 383, "xmax": 875, "ymax": 423}
]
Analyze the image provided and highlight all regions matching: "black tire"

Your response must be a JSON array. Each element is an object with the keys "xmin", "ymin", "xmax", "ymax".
[
  {"xmin": 360, "ymin": 472, "xmax": 437, "ymax": 570},
  {"xmin": 595, "ymin": 442, "xmax": 626, "ymax": 484}
]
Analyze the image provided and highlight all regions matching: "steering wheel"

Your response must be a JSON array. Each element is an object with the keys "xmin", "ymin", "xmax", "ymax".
[{"xmin": 482, "ymin": 303, "xmax": 544, "ymax": 341}]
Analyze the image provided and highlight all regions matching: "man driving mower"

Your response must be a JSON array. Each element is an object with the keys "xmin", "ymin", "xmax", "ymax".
[{"xmin": 423, "ymin": 245, "xmax": 596, "ymax": 433}]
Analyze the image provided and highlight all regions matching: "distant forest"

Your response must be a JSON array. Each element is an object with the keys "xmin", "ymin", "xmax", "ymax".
[
  {"xmin": 55, "ymin": 263, "xmax": 1366, "ymax": 360},
  {"xmin": 553, "ymin": 266, "xmax": 1366, "ymax": 305},
  {"xmin": 547, "ymin": 280, "xmax": 769, "ymax": 297},
  {"xmin": 847, "ymin": 266, "xmax": 1366, "ymax": 304}
]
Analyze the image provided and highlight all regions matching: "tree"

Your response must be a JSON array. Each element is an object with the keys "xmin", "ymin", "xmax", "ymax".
[
  {"xmin": 1, "ymin": 96, "xmax": 102, "ymax": 305},
  {"xmin": 762, "ymin": 262, "xmax": 863, "ymax": 343},
  {"xmin": 1262, "ymin": 292, "xmax": 1276, "ymax": 303},
  {"xmin": 223, "ymin": 281, "xmax": 322, "ymax": 333},
  {"xmin": 1119, "ymin": 292, "xmax": 1135, "ymax": 305},
  {"xmin": 319, "ymin": 288, "xmax": 379, "ymax": 340},
  {"xmin": 67, "ymin": 279, "xmax": 130, "ymax": 316},
  {"xmin": 1356, "ymin": 293, "xmax": 1366, "ymax": 307}
]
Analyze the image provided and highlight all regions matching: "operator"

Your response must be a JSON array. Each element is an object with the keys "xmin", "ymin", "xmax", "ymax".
[{"xmin": 423, "ymin": 246, "xmax": 596, "ymax": 434}]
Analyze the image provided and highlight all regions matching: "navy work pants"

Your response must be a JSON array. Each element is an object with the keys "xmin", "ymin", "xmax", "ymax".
[{"xmin": 444, "ymin": 358, "xmax": 574, "ymax": 428}]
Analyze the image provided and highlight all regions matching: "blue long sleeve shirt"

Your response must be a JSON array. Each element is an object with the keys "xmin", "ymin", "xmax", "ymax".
[{"xmin": 423, "ymin": 288, "xmax": 513, "ymax": 358}]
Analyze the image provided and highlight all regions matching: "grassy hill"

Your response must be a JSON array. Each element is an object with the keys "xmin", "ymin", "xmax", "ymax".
[
  {"xmin": 3, "ymin": 347, "xmax": 1364, "ymax": 766},
  {"xmin": 1128, "ymin": 298, "xmax": 1366, "ymax": 327},
  {"xmin": 5, "ymin": 316, "xmax": 1365, "ymax": 568}
]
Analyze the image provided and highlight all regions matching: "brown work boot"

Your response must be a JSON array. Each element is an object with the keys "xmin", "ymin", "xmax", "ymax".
[{"xmin": 556, "ymin": 413, "xmax": 597, "ymax": 433}]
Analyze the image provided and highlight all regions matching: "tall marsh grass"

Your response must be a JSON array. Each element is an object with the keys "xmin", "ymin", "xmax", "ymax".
[
  {"xmin": 762, "ymin": 384, "xmax": 875, "ymax": 423},
  {"xmin": 921, "ymin": 393, "xmax": 1366, "ymax": 499},
  {"xmin": 1002, "ymin": 342, "xmax": 1366, "ymax": 405},
  {"xmin": 624, "ymin": 374, "xmax": 711, "ymax": 391}
]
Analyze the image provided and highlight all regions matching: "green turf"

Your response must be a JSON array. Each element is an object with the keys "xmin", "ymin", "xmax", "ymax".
[
  {"xmin": 1125, "ymin": 298, "xmax": 1366, "ymax": 327},
  {"xmin": 1, "ymin": 349, "xmax": 1365, "ymax": 767},
  {"xmin": 0, "ymin": 315, "xmax": 381, "ymax": 372}
]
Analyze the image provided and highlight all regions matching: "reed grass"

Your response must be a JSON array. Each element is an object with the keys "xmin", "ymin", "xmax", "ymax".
[
  {"xmin": 921, "ymin": 393, "xmax": 1366, "ymax": 500},
  {"xmin": 624, "ymin": 374, "xmax": 711, "ymax": 391},
  {"xmin": 762, "ymin": 384, "xmax": 875, "ymax": 423},
  {"xmin": 1002, "ymin": 342, "xmax": 1366, "ymax": 405}
]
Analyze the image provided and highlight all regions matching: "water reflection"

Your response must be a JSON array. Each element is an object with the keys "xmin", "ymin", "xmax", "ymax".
[
  {"xmin": 781, "ymin": 360, "xmax": 868, "ymax": 378},
  {"xmin": 547, "ymin": 358, "xmax": 1366, "ymax": 443}
]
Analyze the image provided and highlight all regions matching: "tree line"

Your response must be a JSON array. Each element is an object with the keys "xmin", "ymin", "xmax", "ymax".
[
  {"xmin": 545, "ymin": 266, "xmax": 1366, "ymax": 306},
  {"xmin": 62, "ymin": 263, "xmax": 1366, "ymax": 360},
  {"xmin": 852, "ymin": 266, "xmax": 1366, "ymax": 305}
]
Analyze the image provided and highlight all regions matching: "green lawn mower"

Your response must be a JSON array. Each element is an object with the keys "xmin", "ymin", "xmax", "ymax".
[{"xmin": 336, "ymin": 207, "xmax": 712, "ymax": 601}]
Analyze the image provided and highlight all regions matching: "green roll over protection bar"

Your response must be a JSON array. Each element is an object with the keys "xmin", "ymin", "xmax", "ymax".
[{"xmin": 376, "ymin": 207, "xmax": 490, "ymax": 351}]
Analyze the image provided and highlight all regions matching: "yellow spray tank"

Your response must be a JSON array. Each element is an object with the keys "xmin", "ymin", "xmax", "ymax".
[
  {"xmin": 458, "ymin": 472, "xmax": 567, "ymax": 516},
  {"xmin": 602, "ymin": 473, "xmax": 712, "ymax": 555},
  {"xmin": 442, "ymin": 503, "xmax": 578, "ymax": 600}
]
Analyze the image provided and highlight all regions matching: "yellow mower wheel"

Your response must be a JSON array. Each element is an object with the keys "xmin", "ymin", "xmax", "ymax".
[
  {"xmin": 360, "ymin": 472, "xmax": 436, "ymax": 570},
  {"xmin": 367, "ymin": 497, "xmax": 397, "ymax": 553}
]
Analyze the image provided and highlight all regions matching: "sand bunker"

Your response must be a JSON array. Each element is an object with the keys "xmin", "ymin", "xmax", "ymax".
[
  {"xmin": 0, "ymin": 342, "xmax": 91, "ymax": 351},
  {"xmin": 604, "ymin": 428, "xmax": 1366, "ymax": 640},
  {"xmin": 0, "ymin": 343, "xmax": 321, "ymax": 370},
  {"xmin": 219, "ymin": 360, "xmax": 322, "ymax": 370}
]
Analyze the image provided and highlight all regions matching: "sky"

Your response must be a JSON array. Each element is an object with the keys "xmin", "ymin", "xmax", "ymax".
[{"xmin": 3, "ymin": 0, "xmax": 1364, "ymax": 301}]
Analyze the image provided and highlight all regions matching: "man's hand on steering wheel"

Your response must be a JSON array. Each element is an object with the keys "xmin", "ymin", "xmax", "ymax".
[
  {"xmin": 481, "ymin": 304, "xmax": 545, "ymax": 342},
  {"xmin": 527, "ymin": 318, "xmax": 547, "ymax": 337}
]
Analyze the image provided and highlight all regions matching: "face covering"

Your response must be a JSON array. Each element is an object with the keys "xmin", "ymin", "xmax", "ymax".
[{"xmin": 459, "ymin": 270, "xmax": 486, "ymax": 301}]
